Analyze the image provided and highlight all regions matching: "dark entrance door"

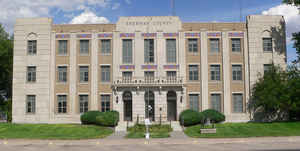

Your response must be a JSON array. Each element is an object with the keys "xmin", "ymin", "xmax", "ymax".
[
  {"xmin": 123, "ymin": 91, "xmax": 132, "ymax": 121},
  {"xmin": 145, "ymin": 91, "xmax": 155, "ymax": 121},
  {"xmin": 167, "ymin": 91, "xmax": 177, "ymax": 121}
]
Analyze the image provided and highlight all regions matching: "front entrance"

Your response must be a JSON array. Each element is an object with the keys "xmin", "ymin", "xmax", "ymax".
[
  {"xmin": 123, "ymin": 91, "xmax": 132, "ymax": 121},
  {"xmin": 145, "ymin": 91, "xmax": 155, "ymax": 121},
  {"xmin": 167, "ymin": 91, "xmax": 177, "ymax": 121}
]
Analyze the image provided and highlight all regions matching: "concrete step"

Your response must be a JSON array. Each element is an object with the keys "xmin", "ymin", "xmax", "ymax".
[{"xmin": 171, "ymin": 121, "xmax": 182, "ymax": 131}]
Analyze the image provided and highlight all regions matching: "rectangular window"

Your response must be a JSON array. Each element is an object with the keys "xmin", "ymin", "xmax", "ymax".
[
  {"xmin": 263, "ymin": 38, "xmax": 272, "ymax": 52},
  {"xmin": 232, "ymin": 39, "xmax": 241, "ymax": 52},
  {"xmin": 57, "ymin": 95, "xmax": 67, "ymax": 113},
  {"xmin": 144, "ymin": 39, "xmax": 155, "ymax": 63},
  {"xmin": 144, "ymin": 71, "xmax": 155, "ymax": 82},
  {"xmin": 210, "ymin": 39, "xmax": 220, "ymax": 53},
  {"xmin": 233, "ymin": 93, "xmax": 243, "ymax": 113},
  {"xmin": 79, "ymin": 66, "xmax": 89, "ymax": 83},
  {"xmin": 28, "ymin": 40, "xmax": 37, "ymax": 55},
  {"xmin": 27, "ymin": 66, "xmax": 36, "ymax": 82},
  {"xmin": 26, "ymin": 95, "xmax": 36, "ymax": 113},
  {"xmin": 80, "ymin": 40, "xmax": 89, "ymax": 55},
  {"xmin": 58, "ymin": 40, "xmax": 67, "ymax": 55},
  {"xmin": 79, "ymin": 95, "xmax": 88, "ymax": 113},
  {"xmin": 264, "ymin": 64, "xmax": 272, "ymax": 74},
  {"xmin": 167, "ymin": 71, "xmax": 177, "ymax": 81},
  {"xmin": 122, "ymin": 71, "xmax": 132, "ymax": 81},
  {"xmin": 211, "ymin": 94, "xmax": 221, "ymax": 112},
  {"xmin": 210, "ymin": 65, "xmax": 220, "ymax": 81},
  {"xmin": 188, "ymin": 39, "xmax": 198, "ymax": 53},
  {"xmin": 101, "ymin": 66, "xmax": 110, "ymax": 82},
  {"xmin": 232, "ymin": 65, "xmax": 242, "ymax": 81},
  {"xmin": 101, "ymin": 39, "xmax": 111, "ymax": 54},
  {"xmin": 189, "ymin": 65, "xmax": 199, "ymax": 81},
  {"xmin": 101, "ymin": 95, "xmax": 110, "ymax": 112},
  {"xmin": 122, "ymin": 39, "xmax": 133, "ymax": 64},
  {"xmin": 189, "ymin": 94, "xmax": 199, "ymax": 111},
  {"xmin": 166, "ymin": 39, "xmax": 177, "ymax": 63},
  {"xmin": 58, "ymin": 66, "xmax": 67, "ymax": 82}
]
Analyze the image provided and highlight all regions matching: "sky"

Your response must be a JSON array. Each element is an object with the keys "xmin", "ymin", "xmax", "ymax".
[{"xmin": 0, "ymin": 0, "xmax": 299, "ymax": 63}]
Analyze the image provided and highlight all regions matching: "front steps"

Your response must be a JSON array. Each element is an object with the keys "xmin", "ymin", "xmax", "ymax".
[{"xmin": 115, "ymin": 121, "xmax": 182, "ymax": 132}]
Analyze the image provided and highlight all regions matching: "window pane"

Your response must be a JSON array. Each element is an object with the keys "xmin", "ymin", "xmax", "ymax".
[
  {"xmin": 79, "ymin": 95, "xmax": 88, "ymax": 113},
  {"xmin": 188, "ymin": 39, "xmax": 198, "ymax": 53},
  {"xmin": 189, "ymin": 65, "xmax": 199, "ymax": 81},
  {"xmin": 26, "ymin": 95, "xmax": 36, "ymax": 113},
  {"xmin": 28, "ymin": 40, "xmax": 37, "ymax": 55},
  {"xmin": 80, "ymin": 40, "xmax": 89, "ymax": 55},
  {"xmin": 101, "ymin": 39, "xmax": 111, "ymax": 54},
  {"xmin": 232, "ymin": 39, "xmax": 241, "ymax": 52},
  {"xmin": 123, "ymin": 39, "xmax": 133, "ymax": 64},
  {"xmin": 80, "ymin": 66, "xmax": 89, "ymax": 82},
  {"xmin": 167, "ymin": 71, "xmax": 176, "ymax": 81},
  {"xmin": 232, "ymin": 65, "xmax": 242, "ymax": 81},
  {"xmin": 264, "ymin": 64, "xmax": 272, "ymax": 74},
  {"xmin": 101, "ymin": 95, "xmax": 110, "ymax": 112},
  {"xmin": 144, "ymin": 39, "xmax": 154, "ymax": 63},
  {"xmin": 57, "ymin": 95, "xmax": 67, "ymax": 113},
  {"xmin": 233, "ymin": 94, "xmax": 243, "ymax": 113},
  {"xmin": 166, "ymin": 39, "xmax": 176, "ymax": 63},
  {"xmin": 144, "ymin": 71, "xmax": 155, "ymax": 82},
  {"xmin": 58, "ymin": 66, "xmax": 67, "ymax": 82},
  {"xmin": 189, "ymin": 94, "xmax": 199, "ymax": 111},
  {"xmin": 58, "ymin": 40, "xmax": 67, "ymax": 55},
  {"xmin": 263, "ymin": 38, "xmax": 272, "ymax": 52},
  {"xmin": 211, "ymin": 94, "xmax": 221, "ymax": 112},
  {"xmin": 210, "ymin": 65, "xmax": 220, "ymax": 81},
  {"xmin": 210, "ymin": 39, "xmax": 219, "ymax": 53},
  {"xmin": 27, "ymin": 66, "xmax": 36, "ymax": 82},
  {"xmin": 101, "ymin": 66, "xmax": 110, "ymax": 82}
]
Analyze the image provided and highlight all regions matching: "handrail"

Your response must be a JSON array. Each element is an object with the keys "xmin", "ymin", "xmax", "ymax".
[{"xmin": 113, "ymin": 76, "xmax": 184, "ymax": 85}]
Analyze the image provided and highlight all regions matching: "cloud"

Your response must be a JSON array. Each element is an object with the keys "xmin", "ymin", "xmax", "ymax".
[
  {"xmin": 125, "ymin": 0, "xmax": 131, "ymax": 4},
  {"xmin": 69, "ymin": 11, "xmax": 110, "ymax": 24},
  {"xmin": 262, "ymin": 4, "xmax": 300, "ymax": 43},
  {"xmin": 112, "ymin": 3, "xmax": 121, "ymax": 10}
]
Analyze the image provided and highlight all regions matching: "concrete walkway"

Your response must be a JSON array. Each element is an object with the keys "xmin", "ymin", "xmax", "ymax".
[{"xmin": 106, "ymin": 131, "xmax": 127, "ymax": 139}]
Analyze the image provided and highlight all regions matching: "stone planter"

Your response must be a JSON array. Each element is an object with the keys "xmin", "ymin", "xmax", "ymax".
[{"xmin": 200, "ymin": 128, "xmax": 216, "ymax": 134}]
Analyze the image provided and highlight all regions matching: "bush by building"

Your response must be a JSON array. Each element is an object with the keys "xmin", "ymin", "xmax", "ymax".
[
  {"xmin": 201, "ymin": 109, "xmax": 226, "ymax": 123},
  {"xmin": 80, "ymin": 111, "xmax": 103, "ymax": 125},
  {"xmin": 95, "ymin": 111, "xmax": 119, "ymax": 127},
  {"xmin": 179, "ymin": 109, "xmax": 205, "ymax": 126}
]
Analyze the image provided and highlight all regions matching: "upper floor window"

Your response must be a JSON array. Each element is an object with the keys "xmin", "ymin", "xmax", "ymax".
[
  {"xmin": 210, "ymin": 65, "xmax": 220, "ymax": 81},
  {"xmin": 233, "ymin": 93, "xmax": 243, "ymax": 113},
  {"xmin": 189, "ymin": 94, "xmax": 199, "ymax": 112},
  {"xmin": 122, "ymin": 39, "xmax": 133, "ymax": 64},
  {"xmin": 80, "ymin": 40, "xmax": 89, "ymax": 55},
  {"xmin": 101, "ymin": 95, "xmax": 110, "ymax": 112},
  {"xmin": 101, "ymin": 66, "xmax": 110, "ymax": 82},
  {"xmin": 79, "ymin": 95, "xmax": 89, "ymax": 113},
  {"xmin": 26, "ymin": 95, "xmax": 36, "ymax": 114},
  {"xmin": 144, "ymin": 71, "xmax": 155, "ymax": 82},
  {"xmin": 58, "ymin": 40, "xmax": 67, "ymax": 55},
  {"xmin": 166, "ymin": 39, "xmax": 177, "ymax": 63},
  {"xmin": 58, "ymin": 66, "xmax": 67, "ymax": 83},
  {"xmin": 211, "ymin": 93, "xmax": 221, "ymax": 112},
  {"xmin": 232, "ymin": 65, "xmax": 242, "ymax": 81},
  {"xmin": 189, "ymin": 65, "xmax": 199, "ymax": 81},
  {"xmin": 210, "ymin": 39, "xmax": 220, "ymax": 53},
  {"xmin": 188, "ymin": 39, "xmax": 198, "ymax": 53},
  {"xmin": 167, "ymin": 71, "xmax": 177, "ymax": 81},
  {"xmin": 27, "ymin": 66, "xmax": 36, "ymax": 82},
  {"xmin": 263, "ymin": 38, "xmax": 272, "ymax": 52},
  {"xmin": 144, "ymin": 39, "xmax": 154, "ymax": 63},
  {"xmin": 122, "ymin": 71, "xmax": 132, "ymax": 81},
  {"xmin": 264, "ymin": 64, "xmax": 272, "ymax": 74},
  {"xmin": 101, "ymin": 39, "xmax": 111, "ymax": 54},
  {"xmin": 57, "ymin": 95, "xmax": 67, "ymax": 113},
  {"xmin": 79, "ymin": 66, "xmax": 89, "ymax": 83},
  {"xmin": 232, "ymin": 39, "xmax": 241, "ymax": 52},
  {"xmin": 28, "ymin": 40, "xmax": 37, "ymax": 55}
]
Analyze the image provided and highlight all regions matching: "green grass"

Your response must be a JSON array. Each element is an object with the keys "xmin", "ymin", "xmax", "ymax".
[
  {"xmin": 0, "ymin": 123, "xmax": 113, "ymax": 140},
  {"xmin": 184, "ymin": 122, "xmax": 300, "ymax": 138},
  {"xmin": 126, "ymin": 124, "xmax": 172, "ymax": 138}
]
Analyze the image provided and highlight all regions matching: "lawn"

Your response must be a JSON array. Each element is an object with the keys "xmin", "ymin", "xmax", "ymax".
[
  {"xmin": 185, "ymin": 122, "xmax": 300, "ymax": 138},
  {"xmin": 126, "ymin": 124, "xmax": 172, "ymax": 138},
  {"xmin": 0, "ymin": 123, "xmax": 113, "ymax": 139}
]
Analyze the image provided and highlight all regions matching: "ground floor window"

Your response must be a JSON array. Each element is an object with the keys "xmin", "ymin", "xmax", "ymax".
[
  {"xmin": 57, "ymin": 95, "xmax": 67, "ymax": 113},
  {"xmin": 211, "ymin": 93, "xmax": 221, "ymax": 112},
  {"xmin": 101, "ymin": 95, "xmax": 110, "ymax": 112},
  {"xmin": 233, "ymin": 93, "xmax": 243, "ymax": 113},
  {"xmin": 189, "ymin": 94, "xmax": 199, "ymax": 111},
  {"xmin": 79, "ymin": 95, "xmax": 88, "ymax": 113},
  {"xmin": 26, "ymin": 95, "xmax": 36, "ymax": 113}
]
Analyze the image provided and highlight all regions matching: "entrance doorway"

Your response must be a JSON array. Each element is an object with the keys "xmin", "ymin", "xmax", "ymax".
[
  {"xmin": 145, "ymin": 91, "xmax": 155, "ymax": 121},
  {"xmin": 167, "ymin": 91, "xmax": 177, "ymax": 121},
  {"xmin": 123, "ymin": 91, "xmax": 132, "ymax": 121}
]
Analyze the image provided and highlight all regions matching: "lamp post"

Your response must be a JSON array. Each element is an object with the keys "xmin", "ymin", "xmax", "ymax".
[{"xmin": 145, "ymin": 87, "xmax": 150, "ymax": 139}]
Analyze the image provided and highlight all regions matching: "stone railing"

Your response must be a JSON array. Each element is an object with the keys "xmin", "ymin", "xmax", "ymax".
[{"xmin": 113, "ymin": 76, "xmax": 183, "ymax": 86}]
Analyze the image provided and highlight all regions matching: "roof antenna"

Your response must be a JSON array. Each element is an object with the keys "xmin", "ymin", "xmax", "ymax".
[
  {"xmin": 171, "ymin": 0, "xmax": 176, "ymax": 16},
  {"xmin": 239, "ymin": 0, "xmax": 243, "ymax": 22}
]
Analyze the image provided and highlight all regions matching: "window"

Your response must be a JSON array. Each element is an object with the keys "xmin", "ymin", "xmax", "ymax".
[
  {"xmin": 167, "ymin": 71, "xmax": 177, "ymax": 81},
  {"xmin": 57, "ymin": 95, "xmax": 67, "ymax": 113},
  {"xmin": 210, "ymin": 39, "xmax": 219, "ymax": 53},
  {"xmin": 264, "ymin": 64, "xmax": 272, "ymax": 74},
  {"xmin": 79, "ymin": 95, "xmax": 88, "ymax": 113},
  {"xmin": 58, "ymin": 66, "xmax": 67, "ymax": 82},
  {"xmin": 232, "ymin": 39, "xmax": 241, "ymax": 52},
  {"xmin": 144, "ymin": 39, "xmax": 154, "ymax": 63},
  {"xmin": 233, "ymin": 93, "xmax": 243, "ymax": 113},
  {"xmin": 28, "ymin": 40, "xmax": 37, "ymax": 55},
  {"xmin": 79, "ymin": 66, "xmax": 89, "ymax": 83},
  {"xmin": 144, "ymin": 71, "xmax": 154, "ymax": 82},
  {"xmin": 210, "ymin": 65, "xmax": 220, "ymax": 81},
  {"xmin": 122, "ymin": 71, "xmax": 132, "ymax": 81},
  {"xmin": 101, "ymin": 66, "xmax": 110, "ymax": 82},
  {"xmin": 188, "ymin": 39, "xmax": 198, "ymax": 53},
  {"xmin": 80, "ymin": 40, "xmax": 89, "ymax": 55},
  {"xmin": 189, "ymin": 94, "xmax": 199, "ymax": 111},
  {"xmin": 27, "ymin": 66, "xmax": 36, "ymax": 82},
  {"xmin": 211, "ymin": 94, "xmax": 221, "ymax": 112},
  {"xmin": 101, "ymin": 39, "xmax": 111, "ymax": 54},
  {"xmin": 232, "ymin": 65, "xmax": 242, "ymax": 81},
  {"xmin": 122, "ymin": 39, "xmax": 133, "ymax": 64},
  {"xmin": 189, "ymin": 65, "xmax": 199, "ymax": 81},
  {"xmin": 166, "ymin": 39, "xmax": 176, "ymax": 63},
  {"xmin": 263, "ymin": 38, "xmax": 272, "ymax": 52},
  {"xmin": 26, "ymin": 95, "xmax": 36, "ymax": 113},
  {"xmin": 58, "ymin": 40, "xmax": 67, "ymax": 55},
  {"xmin": 101, "ymin": 95, "xmax": 110, "ymax": 112}
]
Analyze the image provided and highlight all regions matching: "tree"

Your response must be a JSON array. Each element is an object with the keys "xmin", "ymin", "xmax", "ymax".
[
  {"xmin": 286, "ymin": 65, "xmax": 300, "ymax": 120},
  {"xmin": 283, "ymin": 0, "xmax": 300, "ymax": 5}
]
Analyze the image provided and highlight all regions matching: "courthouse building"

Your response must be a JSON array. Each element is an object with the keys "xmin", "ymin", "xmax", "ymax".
[{"xmin": 12, "ymin": 15, "xmax": 287, "ymax": 124}]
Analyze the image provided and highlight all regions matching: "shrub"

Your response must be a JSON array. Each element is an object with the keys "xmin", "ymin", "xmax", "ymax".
[
  {"xmin": 202, "ymin": 109, "xmax": 225, "ymax": 123},
  {"xmin": 179, "ymin": 109, "xmax": 205, "ymax": 126},
  {"xmin": 80, "ymin": 111, "xmax": 103, "ymax": 125},
  {"xmin": 95, "ymin": 111, "xmax": 119, "ymax": 127}
]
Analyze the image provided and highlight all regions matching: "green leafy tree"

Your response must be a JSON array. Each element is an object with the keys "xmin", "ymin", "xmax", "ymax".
[
  {"xmin": 286, "ymin": 65, "xmax": 300, "ymax": 120},
  {"xmin": 283, "ymin": 0, "xmax": 300, "ymax": 5}
]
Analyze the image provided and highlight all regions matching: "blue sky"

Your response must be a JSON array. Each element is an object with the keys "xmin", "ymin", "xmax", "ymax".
[{"xmin": 1, "ymin": 0, "xmax": 298, "ymax": 63}]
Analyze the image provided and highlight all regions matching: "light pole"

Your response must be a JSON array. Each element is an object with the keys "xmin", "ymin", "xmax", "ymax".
[{"xmin": 145, "ymin": 87, "xmax": 150, "ymax": 139}]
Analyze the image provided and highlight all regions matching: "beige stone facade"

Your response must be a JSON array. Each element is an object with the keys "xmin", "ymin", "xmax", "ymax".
[{"xmin": 12, "ymin": 15, "xmax": 287, "ymax": 124}]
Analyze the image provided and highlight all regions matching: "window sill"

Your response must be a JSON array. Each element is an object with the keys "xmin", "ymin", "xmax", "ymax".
[
  {"xmin": 56, "ymin": 82, "xmax": 68, "ymax": 85},
  {"xmin": 100, "ymin": 53, "xmax": 112, "ymax": 56},
  {"xmin": 25, "ymin": 113, "xmax": 36, "ymax": 115},
  {"xmin": 100, "ymin": 82, "xmax": 111, "ymax": 84},
  {"xmin": 26, "ymin": 82, "xmax": 36, "ymax": 84},
  {"xmin": 79, "ymin": 54, "xmax": 90, "ymax": 56},
  {"xmin": 57, "ymin": 54, "xmax": 69, "ymax": 57},
  {"xmin": 79, "ymin": 82, "xmax": 89, "ymax": 85},
  {"xmin": 208, "ymin": 81, "xmax": 222, "ymax": 83},
  {"xmin": 188, "ymin": 52, "xmax": 199, "ymax": 55},
  {"xmin": 232, "ymin": 80, "xmax": 244, "ymax": 83}
]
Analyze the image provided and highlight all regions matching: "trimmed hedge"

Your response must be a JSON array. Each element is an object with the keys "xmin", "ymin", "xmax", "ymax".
[
  {"xmin": 179, "ymin": 109, "xmax": 205, "ymax": 126},
  {"xmin": 80, "ymin": 111, "xmax": 103, "ymax": 125},
  {"xmin": 202, "ymin": 109, "xmax": 225, "ymax": 123},
  {"xmin": 95, "ymin": 111, "xmax": 119, "ymax": 127}
]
